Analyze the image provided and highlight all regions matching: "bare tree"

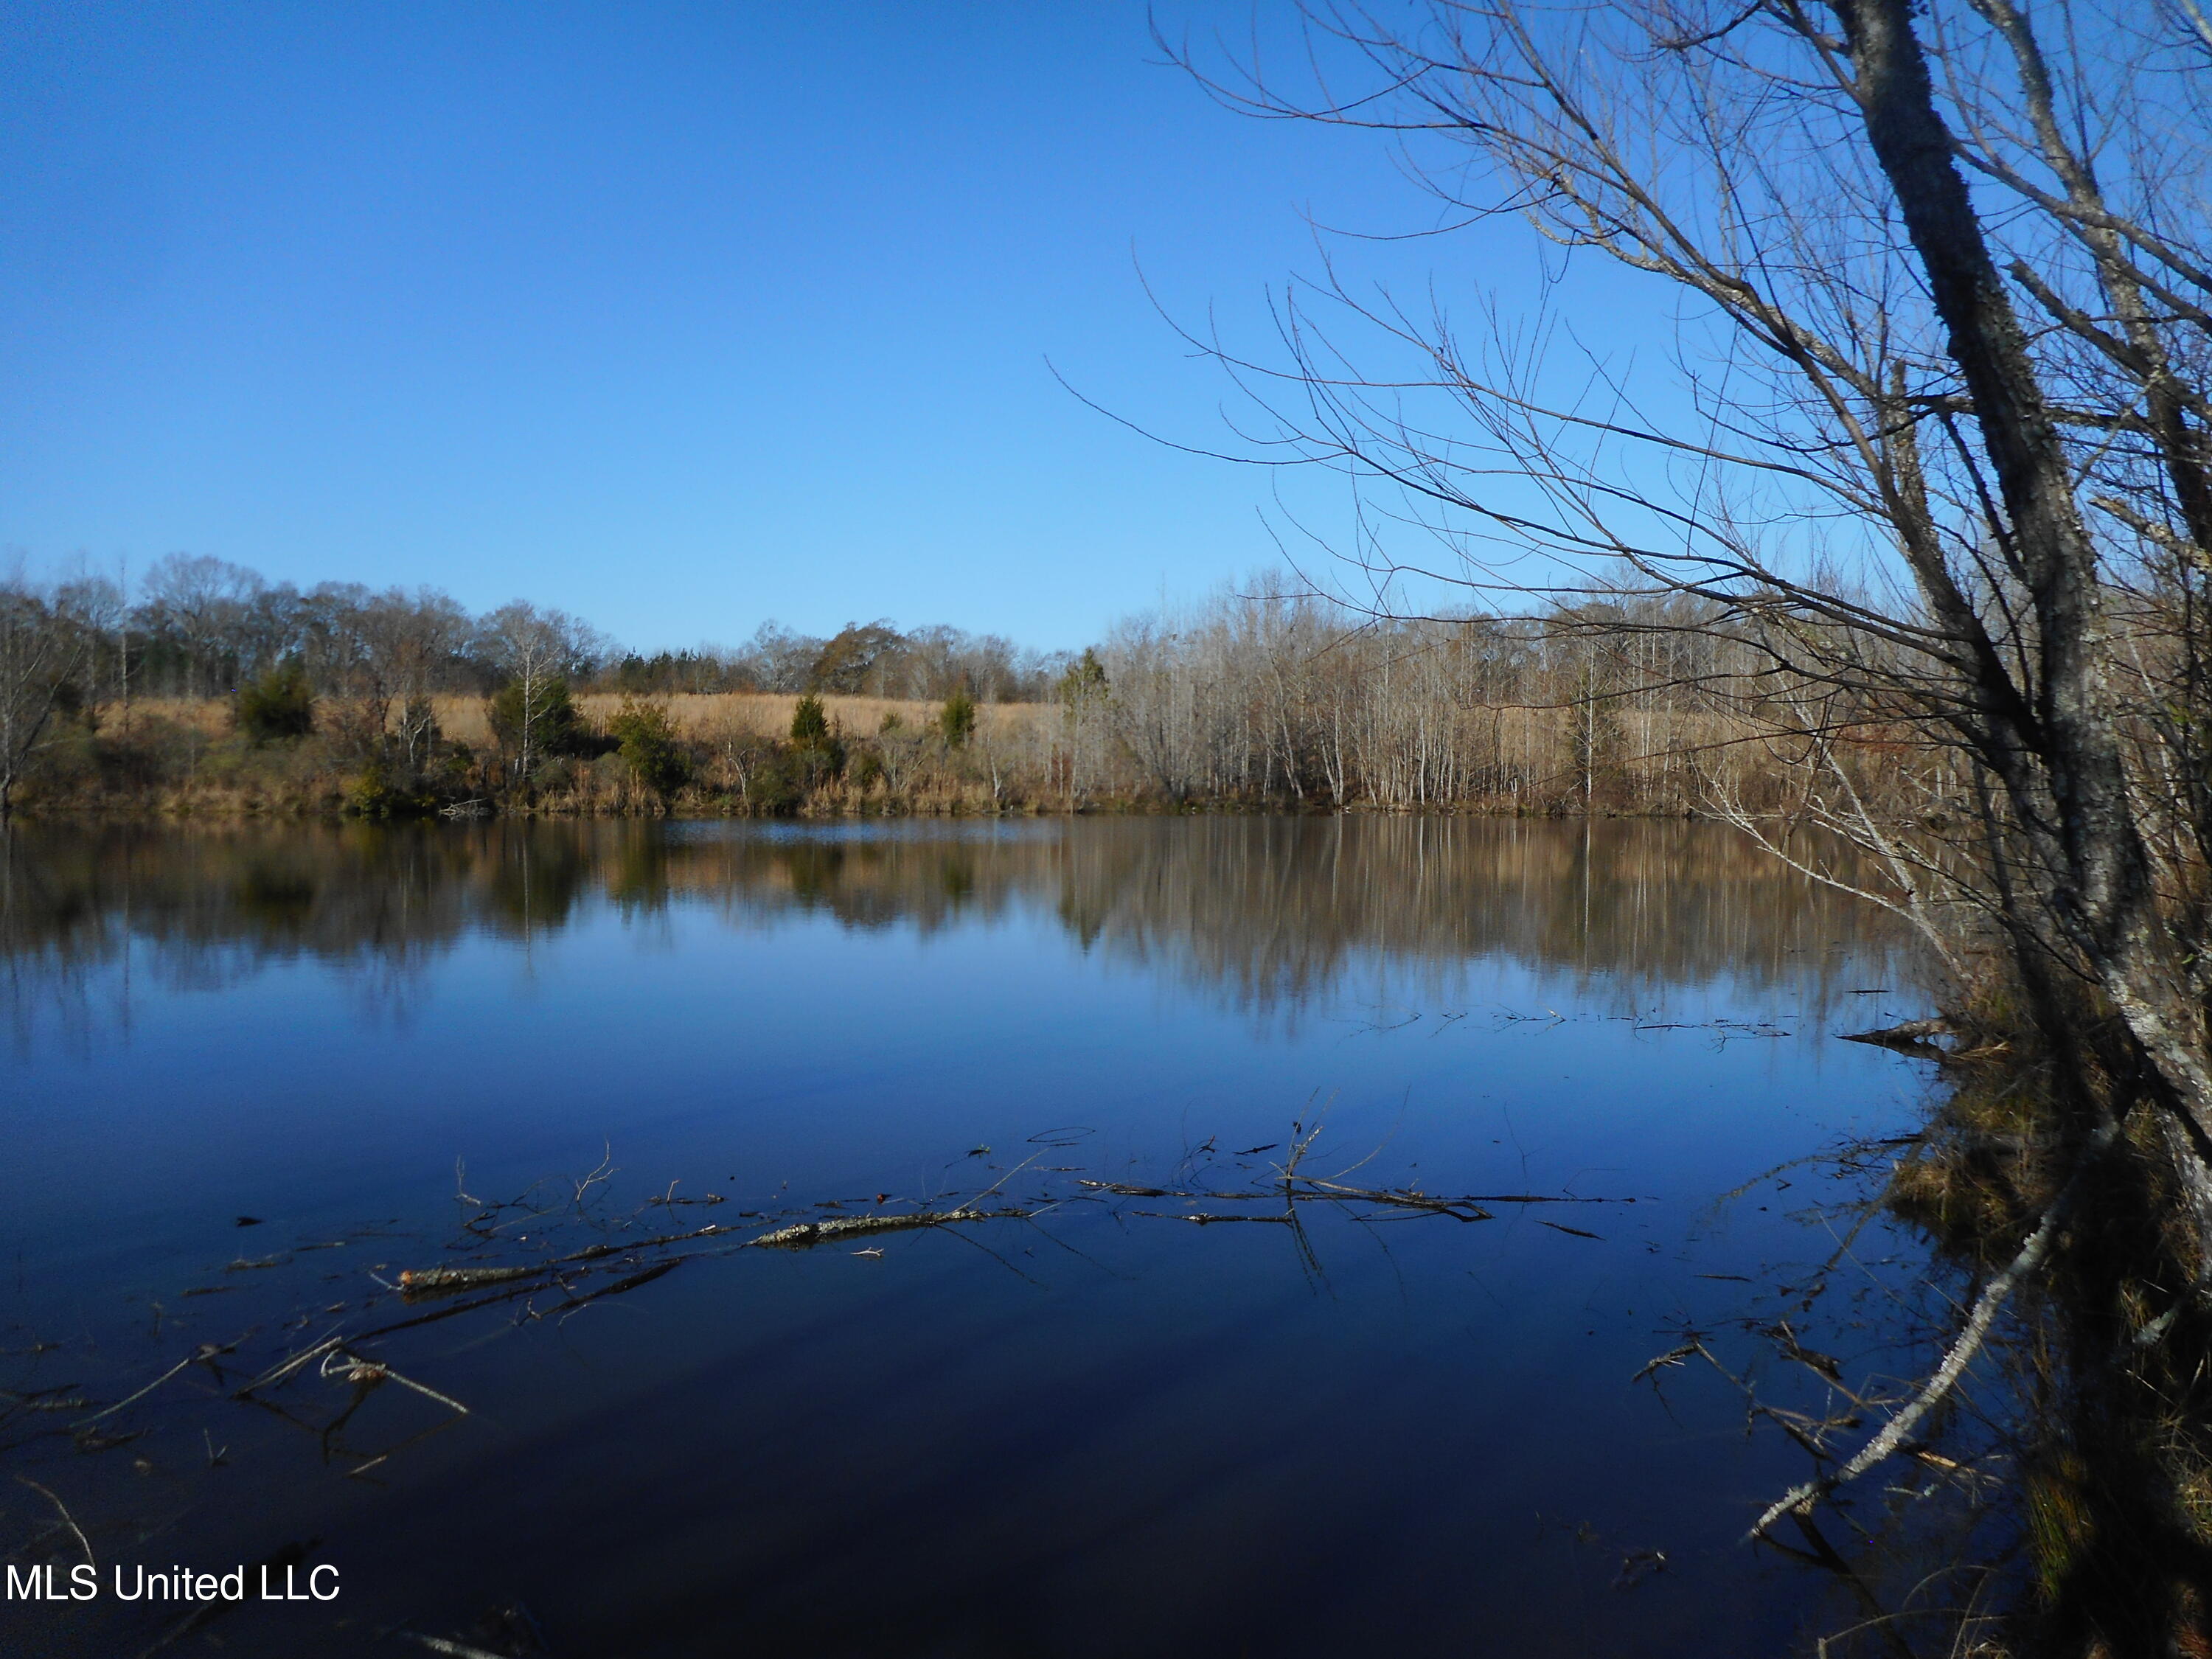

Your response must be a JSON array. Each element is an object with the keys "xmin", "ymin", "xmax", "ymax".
[
  {"xmin": 1135, "ymin": 4, "xmax": 2212, "ymax": 1642},
  {"xmin": 477, "ymin": 601, "xmax": 601, "ymax": 783},
  {"xmin": 0, "ymin": 568, "xmax": 102, "ymax": 818},
  {"xmin": 137, "ymin": 554, "xmax": 268, "ymax": 696},
  {"xmin": 1157, "ymin": 0, "xmax": 2212, "ymax": 1214}
]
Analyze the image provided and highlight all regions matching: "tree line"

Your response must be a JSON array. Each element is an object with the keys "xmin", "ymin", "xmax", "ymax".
[
  {"xmin": 0, "ymin": 547, "xmax": 1949, "ymax": 822},
  {"xmin": 2, "ymin": 552, "xmax": 1065, "ymax": 707},
  {"xmin": 0, "ymin": 553, "xmax": 1079, "ymax": 815}
]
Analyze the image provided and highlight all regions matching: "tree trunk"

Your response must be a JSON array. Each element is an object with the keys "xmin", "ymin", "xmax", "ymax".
[{"xmin": 1834, "ymin": 0, "xmax": 2212, "ymax": 1214}]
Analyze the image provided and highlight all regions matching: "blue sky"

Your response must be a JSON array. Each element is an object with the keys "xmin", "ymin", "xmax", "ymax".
[{"xmin": 1, "ymin": 1, "xmax": 1667, "ymax": 652}]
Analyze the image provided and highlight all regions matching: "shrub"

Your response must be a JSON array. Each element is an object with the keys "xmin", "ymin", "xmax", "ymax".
[
  {"xmin": 744, "ymin": 752, "xmax": 805, "ymax": 815},
  {"xmin": 790, "ymin": 694, "xmax": 831, "ymax": 746},
  {"xmin": 344, "ymin": 759, "xmax": 435, "ymax": 818},
  {"xmin": 1058, "ymin": 648, "xmax": 1108, "ymax": 705},
  {"xmin": 787, "ymin": 692, "xmax": 845, "ymax": 779},
  {"xmin": 608, "ymin": 700, "xmax": 690, "ymax": 795},
  {"xmin": 939, "ymin": 689, "xmax": 976, "ymax": 747},
  {"xmin": 236, "ymin": 661, "xmax": 316, "ymax": 744}
]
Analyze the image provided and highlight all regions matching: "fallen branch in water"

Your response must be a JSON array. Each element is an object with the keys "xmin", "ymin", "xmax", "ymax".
[
  {"xmin": 554, "ymin": 1258, "xmax": 683, "ymax": 1317},
  {"xmin": 1287, "ymin": 1177, "xmax": 1492, "ymax": 1220},
  {"xmin": 383, "ymin": 1220, "xmax": 737, "ymax": 1308},
  {"xmin": 358, "ymin": 1231, "xmax": 731, "ymax": 1340},
  {"xmin": 1454, "ymin": 1193, "xmax": 1623, "ymax": 1206},
  {"xmin": 746, "ymin": 1208, "xmax": 1034, "ymax": 1250},
  {"xmin": 1747, "ymin": 1111, "xmax": 2126, "ymax": 1540},
  {"xmin": 1840, "ymin": 1018, "xmax": 1953, "ymax": 1053},
  {"xmin": 1079, "ymin": 1176, "xmax": 1621, "ymax": 1214},
  {"xmin": 1536, "ymin": 1220, "xmax": 1602, "ymax": 1239},
  {"xmin": 1133, "ymin": 1211, "xmax": 1293, "ymax": 1225},
  {"xmin": 397, "ymin": 1265, "xmax": 539, "ymax": 1297},
  {"xmin": 1077, "ymin": 1175, "xmax": 1494, "ymax": 1221}
]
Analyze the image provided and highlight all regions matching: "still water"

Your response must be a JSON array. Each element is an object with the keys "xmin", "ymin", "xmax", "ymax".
[{"xmin": 0, "ymin": 818, "xmax": 1930, "ymax": 1657}]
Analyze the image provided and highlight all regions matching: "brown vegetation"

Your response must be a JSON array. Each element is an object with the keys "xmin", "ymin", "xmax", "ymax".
[{"xmin": 7, "ymin": 594, "xmax": 1945, "ymax": 824}]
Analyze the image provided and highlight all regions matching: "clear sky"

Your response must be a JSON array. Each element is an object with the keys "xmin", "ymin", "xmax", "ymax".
[{"xmin": 1, "ymin": 1, "xmax": 1667, "ymax": 652}]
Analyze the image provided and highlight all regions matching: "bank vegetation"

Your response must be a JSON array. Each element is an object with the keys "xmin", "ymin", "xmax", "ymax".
[{"xmin": 1, "ymin": 560, "xmax": 1942, "ymax": 822}]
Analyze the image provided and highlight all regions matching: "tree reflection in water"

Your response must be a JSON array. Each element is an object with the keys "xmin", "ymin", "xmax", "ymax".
[{"xmin": 1, "ymin": 816, "xmax": 1916, "ymax": 1053}]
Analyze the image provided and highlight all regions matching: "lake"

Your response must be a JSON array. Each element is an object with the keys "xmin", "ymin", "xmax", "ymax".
[{"xmin": 0, "ymin": 817, "xmax": 1933, "ymax": 1657}]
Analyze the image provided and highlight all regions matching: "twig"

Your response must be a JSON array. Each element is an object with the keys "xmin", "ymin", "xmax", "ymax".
[
  {"xmin": 14, "ymin": 1475, "xmax": 94, "ymax": 1569},
  {"xmin": 950, "ymin": 1152, "xmax": 1043, "ymax": 1214},
  {"xmin": 400, "ymin": 1637, "xmax": 511, "ymax": 1659},
  {"xmin": 318, "ymin": 1350, "xmax": 470, "ymax": 1416},
  {"xmin": 231, "ymin": 1334, "xmax": 344, "ymax": 1399},
  {"xmin": 1276, "ymin": 1116, "xmax": 1327, "ymax": 1183},
  {"xmin": 571, "ymin": 1140, "xmax": 616, "ymax": 1208},
  {"xmin": 73, "ymin": 1343, "xmax": 229, "ymax": 1427}
]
